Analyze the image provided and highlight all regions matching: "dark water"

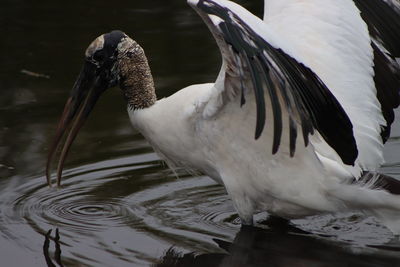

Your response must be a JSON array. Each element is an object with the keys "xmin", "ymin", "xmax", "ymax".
[{"xmin": 1, "ymin": 0, "xmax": 400, "ymax": 266}]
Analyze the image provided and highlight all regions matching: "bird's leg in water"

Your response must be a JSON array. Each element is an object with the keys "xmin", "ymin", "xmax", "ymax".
[
  {"xmin": 260, "ymin": 215, "xmax": 310, "ymax": 234},
  {"xmin": 261, "ymin": 215, "xmax": 290, "ymax": 228},
  {"xmin": 224, "ymin": 185, "xmax": 255, "ymax": 226},
  {"xmin": 240, "ymin": 216, "xmax": 254, "ymax": 226},
  {"xmin": 229, "ymin": 193, "xmax": 255, "ymax": 226}
]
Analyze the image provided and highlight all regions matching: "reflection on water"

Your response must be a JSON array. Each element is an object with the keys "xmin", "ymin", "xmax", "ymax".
[
  {"xmin": 43, "ymin": 229, "xmax": 64, "ymax": 267},
  {"xmin": 157, "ymin": 224, "xmax": 400, "ymax": 267},
  {"xmin": 42, "ymin": 221, "xmax": 400, "ymax": 267},
  {"xmin": 1, "ymin": 0, "xmax": 400, "ymax": 266}
]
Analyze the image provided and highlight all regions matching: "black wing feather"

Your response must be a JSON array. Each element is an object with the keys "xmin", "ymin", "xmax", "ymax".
[
  {"xmin": 245, "ymin": 55, "xmax": 266, "ymax": 140},
  {"xmin": 220, "ymin": 22, "xmax": 268, "ymax": 140},
  {"xmin": 255, "ymin": 54, "xmax": 283, "ymax": 154},
  {"xmin": 353, "ymin": 0, "xmax": 400, "ymax": 57},
  {"xmin": 353, "ymin": 0, "xmax": 400, "ymax": 143},
  {"xmin": 194, "ymin": 0, "xmax": 358, "ymax": 165},
  {"xmin": 289, "ymin": 117, "xmax": 297, "ymax": 157},
  {"xmin": 373, "ymin": 42, "xmax": 400, "ymax": 142}
]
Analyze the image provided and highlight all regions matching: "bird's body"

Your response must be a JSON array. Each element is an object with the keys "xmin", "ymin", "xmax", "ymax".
[
  {"xmin": 131, "ymin": 0, "xmax": 400, "ymax": 227},
  {"xmin": 130, "ymin": 71, "xmax": 400, "ymax": 229},
  {"xmin": 131, "ymin": 82, "xmax": 337, "ymax": 221},
  {"xmin": 47, "ymin": 0, "xmax": 400, "ymax": 232}
]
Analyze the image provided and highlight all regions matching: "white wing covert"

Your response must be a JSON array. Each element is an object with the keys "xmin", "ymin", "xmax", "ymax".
[
  {"xmin": 188, "ymin": 0, "xmax": 358, "ymax": 165},
  {"xmin": 261, "ymin": 0, "xmax": 400, "ymax": 176}
]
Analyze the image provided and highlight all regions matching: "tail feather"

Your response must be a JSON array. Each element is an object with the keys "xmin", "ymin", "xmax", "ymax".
[
  {"xmin": 352, "ymin": 172, "xmax": 400, "ymax": 195},
  {"xmin": 332, "ymin": 172, "xmax": 400, "ymax": 233}
]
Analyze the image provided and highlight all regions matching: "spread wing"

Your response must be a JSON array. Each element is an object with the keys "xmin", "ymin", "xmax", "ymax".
[
  {"xmin": 261, "ymin": 0, "xmax": 400, "ymax": 175},
  {"xmin": 188, "ymin": 0, "xmax": 358, "ymax": 165}
]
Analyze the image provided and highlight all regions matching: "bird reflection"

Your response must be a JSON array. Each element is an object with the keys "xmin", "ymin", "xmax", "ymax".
[
  {"xmin": 43, "ymin": 221, "xmax": 400, "ymax": 267},
  {"xmin": 43, "ymin": 229, "xmax": 64, "ymax": 267},
  {"xmin": 155, "ymin": 219, "xmax": 400, "ymax": 267}
]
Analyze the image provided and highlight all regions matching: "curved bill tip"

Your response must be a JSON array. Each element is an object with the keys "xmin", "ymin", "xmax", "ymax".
[
  {"xmin": 46, "ymin": 61, "xmax": 100, "ymax": 188},
  {"xmin": 46, "ymin": 97, "xmax": 74, "ymax": 188},
  {"xmin": 46, "ymin": 90, "xmax": 95, "ymax": 188}
]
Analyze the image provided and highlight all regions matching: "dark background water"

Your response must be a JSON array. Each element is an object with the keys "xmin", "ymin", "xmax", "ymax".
[{"xmin": 1, "ymin": 0, "xmax": 400, "ymax": 266}]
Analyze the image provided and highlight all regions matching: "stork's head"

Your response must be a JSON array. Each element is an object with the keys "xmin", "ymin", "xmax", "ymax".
[
  {"xmin": 46, "ymin": 30, "xmax": 155, "ymax": 187},
  {"xmin": 78, "ymin": 30, "xmax": 138, "ymax": 95}
]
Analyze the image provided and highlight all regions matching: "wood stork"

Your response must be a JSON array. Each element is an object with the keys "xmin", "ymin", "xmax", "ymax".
[{"xmin": 46, "ymin": 0, "xmax": 400, "ymax": 232}]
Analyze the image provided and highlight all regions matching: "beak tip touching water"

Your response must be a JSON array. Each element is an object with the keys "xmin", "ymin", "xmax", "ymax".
[
  {"xmin": 46, "ymin": 96, "xmax": 75, "ymax": 188},
  {"xmin": 46, "ymin": 62, "xmax": 104, "ymax": 188}
]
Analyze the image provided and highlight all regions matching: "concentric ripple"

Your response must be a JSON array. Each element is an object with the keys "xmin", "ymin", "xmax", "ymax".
[
  {"xmin": 0, "ymin": 152, "xmax": 240, "ymax": 265},
  {"xmin": 1, "ymin": 149, "xmax": 400, "ymax": 266},
  {"xmin": 6, "ymin": 157, "xmax": 152, "ymax": 235},
  {"xmin": 35, "ymin": 199, "xmax": 138, "ymax": 232}
]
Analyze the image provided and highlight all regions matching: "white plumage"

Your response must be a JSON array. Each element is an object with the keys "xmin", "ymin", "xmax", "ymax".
[
  {"xmin": 47, "ymin": 0, "xmax": 400, "ymax": 233},
  {"xmin": 131, "ymin": 0, "xmax": 400, "ymax": 231},
  {"xmin": 264, "ymin": 0, "xmax": 385, "ymax": 175}
]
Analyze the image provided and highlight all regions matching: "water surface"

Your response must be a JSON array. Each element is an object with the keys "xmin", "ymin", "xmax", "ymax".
[{"xmin": 1, "ymin": 0, "xmax": 400, "ymax": 266}]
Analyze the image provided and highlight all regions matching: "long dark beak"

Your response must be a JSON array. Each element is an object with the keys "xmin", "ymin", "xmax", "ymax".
[{"xmin": 46, "ymin": 61, "xmax": 104, "ymax": 187}]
